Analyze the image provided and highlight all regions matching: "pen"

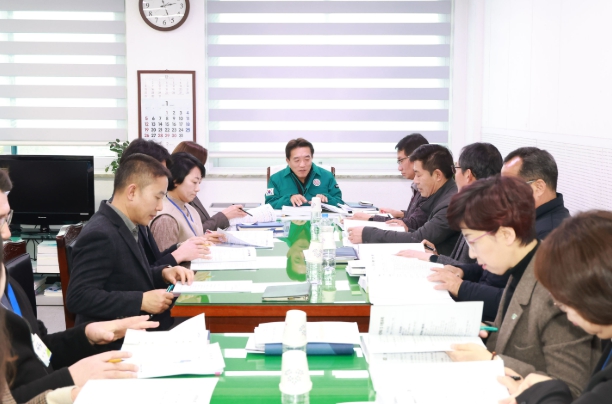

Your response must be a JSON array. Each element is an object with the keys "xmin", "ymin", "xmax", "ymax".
[
  {"xmin": 424, "ymin": 244, "xmax": 436, "ymax": 252},
  {"xmin": 166, "ymin": 284, "xmax": 175, "ymax": 292},
  {"xmin": 239, "ymin": 207, "xmax": 253, "ymax": 217},
  {"xmin": 509, "ymin": 376, "xmax": 522, "ymax": 381},
  {"xmin": 480, "ymin": 325, "xmax": 499, "ymax": 332}
]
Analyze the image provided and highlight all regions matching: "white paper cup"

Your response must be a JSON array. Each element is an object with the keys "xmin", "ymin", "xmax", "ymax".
[
  {"xmin": 279, "ymin": 350, "xmax": 313, "ymax": 395},
  {"xmin": 283, "ymin": 310, "xmax": 307, "ymax": 348},
  {"xmin": 310, "ymin": 196, "xmax": 321, "ymax": 212}
]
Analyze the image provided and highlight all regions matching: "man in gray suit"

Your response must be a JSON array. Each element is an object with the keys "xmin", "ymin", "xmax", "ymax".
[{"xmin": 347, "ymin": 144, "xmax": 460, "ymax": 256}]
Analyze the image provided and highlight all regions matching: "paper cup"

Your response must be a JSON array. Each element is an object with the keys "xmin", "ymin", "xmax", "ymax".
[
  {"xmin": 279, "ymin": 350, "xmax": 313, "ymax": 395},
  {"xmin": 283, "ymin": 310, "xmax": 307, "ymax": 348},
  {"xmin": 308, "ymin": 242, "xmax": 323, "ymax": 264},
  {"xmin": 310, "ymin": 196, "xmax": 321, "ymax": 212}
]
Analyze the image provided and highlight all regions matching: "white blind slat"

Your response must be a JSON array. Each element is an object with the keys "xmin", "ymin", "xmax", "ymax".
[
  {"xmin": 1, "ymin": 0, "xmax": 124, "ymax": 12},
  {"xmin": 0, "ymin": 20, "xmax": 125, "ymax": 34},
  {"xmin": 0, "ymin": 42, "xmax": 126, "ymax": 56},
  {"xmin": 0, "ymin": 106, "xmax": 126, "ymax": 120},
  {"xmin": 0, "ymin": 128, "xmax": 126, "ymax": 144},
  {"xmin": 0, "ymin": 64, "xmax": 126, "ymax": 77},
  {"xmin": 207, "ymin": 0, "xmax": 451, "ymax": 148},
  {"xmin": 0, "ymin": 85, "xmax": 126, "ymax": 99}
]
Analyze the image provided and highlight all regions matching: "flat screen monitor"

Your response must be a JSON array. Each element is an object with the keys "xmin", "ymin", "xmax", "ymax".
[{"xmin": 0, "ymin": 155, "xmax": 95, "ymax": 232}]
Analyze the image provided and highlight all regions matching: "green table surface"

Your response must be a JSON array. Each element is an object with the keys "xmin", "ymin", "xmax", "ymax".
[
  {"xmin": 175, "ymin": 221, "xmax": 370, "ymax": 306},
  {"xmin": 205, "ymin": 333, "xmax": 375, "ymax": 404}
]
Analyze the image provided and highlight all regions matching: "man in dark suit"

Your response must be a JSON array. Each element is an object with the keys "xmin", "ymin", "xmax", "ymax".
[
  {"xmin": 66, "ymin": 154, "xmax": 194, "ymax": 330},
  {"xmin": 0, "ymin": 170, "xmax": 155, "ymax": 402}
]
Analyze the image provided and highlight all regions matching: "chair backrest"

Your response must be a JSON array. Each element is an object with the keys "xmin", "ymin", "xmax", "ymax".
[
  {"xmin": 4, "ymin": 253, "xmax": 36, "ymax": 317},
  {"xmin": 266, "ymin": 165, "xmax": 335, "ymax": 184},
  {"xmin": 3, "ymin": 240, "xmax": 27, "ymax": 262},
  {"xmin": 56, "ymin": 223, "xmax": 84, "ymax": 329}
]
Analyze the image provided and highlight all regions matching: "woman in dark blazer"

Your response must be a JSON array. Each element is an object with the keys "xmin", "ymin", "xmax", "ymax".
[
  {"xmin": 443, "ymin": 176, "xmax": 599, "ymax": 399},
  {"xmin": 499, "ymin": 210, "xmax": 612, "ymax": 404},
  {"xmin": 172, "ymin": 141, "xmax": 246, "ymax": 230}
]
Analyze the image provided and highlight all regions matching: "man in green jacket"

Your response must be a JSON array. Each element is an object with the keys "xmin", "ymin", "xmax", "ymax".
[{"xmin": 266, "ymin": 138, "xmax": 344, "ymax": 209}]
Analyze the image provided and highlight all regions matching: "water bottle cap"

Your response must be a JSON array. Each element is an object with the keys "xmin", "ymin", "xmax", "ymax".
[{"xmin": 322, "ymin": 213, "xmax": 328, "ymax": 218}]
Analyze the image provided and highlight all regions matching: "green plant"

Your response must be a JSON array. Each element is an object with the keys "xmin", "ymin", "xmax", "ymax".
[{"xmin": 105, "ymin": 139, "xmax": 130, "ymax": 173}]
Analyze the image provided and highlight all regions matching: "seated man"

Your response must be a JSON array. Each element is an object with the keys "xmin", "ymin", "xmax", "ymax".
[
  {"xmin": 352, "ymin": 133, "xmax": 429, "ymax": 231},
  {"xmin": 265, "ymin": 138, "xmax": 344, "ymax": 209},
  {"xmin": 348, "ymin": 144, "xmax": 459, "ymax": 256},
  {"xmin": 67, "ymin": 154, "xmax": 193, "ymax": 331},
  {"xmin": 430, "ymin": 147, "xmax": 570, "ymax": 322},
  {"xmin": 118, "ymin": 139, "xmax": 218, "ymax": 268},
  {"xmin": 0, "ymin": 169, "xmax": 152, "ymax": 402}
]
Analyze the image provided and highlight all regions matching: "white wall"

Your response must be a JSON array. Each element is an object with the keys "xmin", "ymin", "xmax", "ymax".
[{"xmin": 478, "ymin": 0, "xmax": 612, "ymax": 213}]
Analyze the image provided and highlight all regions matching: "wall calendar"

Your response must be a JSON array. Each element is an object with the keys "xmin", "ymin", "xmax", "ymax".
[{"xmin": 137, "ymin": 70, "xmax": 196, "ymax": 151}]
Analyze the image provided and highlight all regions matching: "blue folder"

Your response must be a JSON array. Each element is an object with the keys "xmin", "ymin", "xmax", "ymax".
[{"xmin": 264, "ymin": 343, "xmax": 355, "ymax": 356}]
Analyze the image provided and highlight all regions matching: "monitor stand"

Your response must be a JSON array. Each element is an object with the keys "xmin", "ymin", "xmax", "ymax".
[{"xmin": 39, "ymin": 224, "xmax": 51, "ymax": 233}]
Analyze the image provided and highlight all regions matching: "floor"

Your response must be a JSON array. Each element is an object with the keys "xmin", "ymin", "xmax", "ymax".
[{"xmin": 37, "ymin": 305, "xmax": 67, "ymax": 333}]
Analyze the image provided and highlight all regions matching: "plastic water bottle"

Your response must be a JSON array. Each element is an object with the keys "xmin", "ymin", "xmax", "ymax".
[
  {"xmin": 282, "ymin": 393, "xmax": 310, "ymax": 404},
  {"xmin": 320, "ymin": 214, "xmax": 336, "ymax": 272},
  {"xmin": 310, "ymin": 196, "xmax": 322, "ymax": 241}
]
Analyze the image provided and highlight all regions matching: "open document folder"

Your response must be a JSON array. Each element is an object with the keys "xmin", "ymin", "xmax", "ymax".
[
  {"xmin": 75, "ymin": 378, "xmax": 219, "ymax": 404},
  {"xmin": 191, "ymin": 246, "xmax": 259, "ymax": 271},
  {"xmin": 361, "ymin": 302, "xmax": 484, "ymax": 360},
  {"xmin": 366, "ymin": 255, "xmax": 452, "ymax": 304},
  {"xmin": 229, "ymin": 203, "xmax": 276, "ymax": 226},
  {"xmin": 120, "ymin": 314, "xmax": 225, "ymax": 378},
  {"xmin": 346, "ymin": 243, "xmax": 425, "ymax": 276}
]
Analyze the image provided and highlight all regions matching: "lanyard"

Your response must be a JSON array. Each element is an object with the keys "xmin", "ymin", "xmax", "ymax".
[
  {"xmin": 7, "ymin": 284, "xmax": 22, "ymax": 317},
  {"xmin": 602, "ymin": 347, "xmax": 612, "ymax": 370},
  {"xmin": 290, "ymin": 168, "xmax": 313, "ymax": 196},
  {"xmin": 167, "ymin": 196, "xmax": 197, "ymax": 237}
]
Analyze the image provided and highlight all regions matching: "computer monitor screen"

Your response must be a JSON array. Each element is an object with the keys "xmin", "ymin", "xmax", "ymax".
[{"xmin": 0, "ymin": 155, "xmax": 95, "ymax": 231}]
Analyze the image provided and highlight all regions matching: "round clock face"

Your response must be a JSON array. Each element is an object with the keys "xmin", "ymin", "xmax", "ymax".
[{"xmin": 140, "ymin": 0, "xmax": 190, "ymax": 31}]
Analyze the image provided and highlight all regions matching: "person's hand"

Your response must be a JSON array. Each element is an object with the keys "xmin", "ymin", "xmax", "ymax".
[
  {"xmin": 162, "ymin": 265, "xmax": 194, "ymax": 285},
  {"xmin": 172, "ymin": 236, "xmax": 211, "ymax": 262},
  {"xmin": 203, "ymin": 231, "xmax": 226, "ymax": 244},
  {"xmin": 427, "ymin": 267, "xmax": 463, "ymax": 296},
  {"xmin": 422, "ymin": 239, "xmax": 438, "ymax": 255},
  {"xmin": 221, "ymin": 204, "xmax": 247, "ymax": 220},
  {"xmin": 385, "ymin": 219, "xmax": 408, "ymax": 231},
  {"xmin": 347, "ymin": 227, "xmax": 364, "ymax": 244},
  {"xmin": 314, "ymin": 194, "xmax": 328, "ymax": 203},
  {"xmin": 68, "ymin": 351, "xmax": 138, "ymax": 387},
  {"xmin": 396, "ymin": 249, "xmax": 432, "ymax": 261},
  {"xmin": 351, "ymin": 212, "xmax": 373, "ymax": 221},
  {"xmin": 141, "ymin": 289, "xmax": 174, "ymax": 314},
  {"xmin": 479, "ymin": 323, "xmax": 490, "ymax": 339},
  {"xmin": 379, "ymin": 207, "xmax": 403, "ymax": 218},
  {"xmin": 70, "ymin": 387, "xmax": 81, "ymax": 402},
  {"xmin": 290, "ymin": 194, "xmax": 308, "ymax": 207},
  {"xmin": 443, "ymin": 264, "xmax": 464, "ymax": 278},
  {"xmin": 446, "ymin": 343, "xmax": 492, "ymax": 362},
  {"xmin": 85, "ymin": 315, "xmax": 159, "ymax": 345},
  {"xmin": 498, "ymin": 372, "xmax": 553, "ymax": 404}
]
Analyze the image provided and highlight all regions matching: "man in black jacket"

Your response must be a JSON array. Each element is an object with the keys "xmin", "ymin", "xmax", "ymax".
[
  {"xmin": 66, "ymin": 154, "xmax": 194, "ymax": 330},
  {"xmin": 0, "ymin": 171, "xmax": 155, "ymax": 402},
  {"xmin": 430, "ymin": 147, "xmax": 570, "ymax": 321},
  {"xmin": 347, "ymin": 144, "xmax": 460, "ymax": 256}
]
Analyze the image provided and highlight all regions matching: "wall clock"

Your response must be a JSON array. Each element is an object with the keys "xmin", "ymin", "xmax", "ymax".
[{"xmin": 139, "ymin": 0, "xmax": 190, "ymax": 31}]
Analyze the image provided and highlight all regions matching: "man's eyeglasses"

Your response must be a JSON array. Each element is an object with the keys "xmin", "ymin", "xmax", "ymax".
[
  {"xmin": 397, "ymin": 156, "xmax": 409, "ymax": 165},
  {"xmin": 0, "ymin": 209, "xmax": 13, "ymax": 229},
  {"xmin": 451, "ymin": 163, "xmax": 461, "ymax": 175}
]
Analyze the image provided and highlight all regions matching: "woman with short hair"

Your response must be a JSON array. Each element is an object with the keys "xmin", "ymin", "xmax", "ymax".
[
  {"xmin": 500, "ymin": 210, "xmax": 612, "ymax": 403},
  {"xmin": 444, "ymin": 176, "xmax": 599, "ymax": 398}
]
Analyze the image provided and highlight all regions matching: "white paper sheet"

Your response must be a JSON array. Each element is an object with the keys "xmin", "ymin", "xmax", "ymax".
[
  {"xmin": 120, "ymin": 314, "xmax": 226, "ymax": 379},
  {"xmin": 281, "ymin": 206, "xmax": 312, "ymax": 216},
  {"xmin": 229, "ymin": 203, "xmax": 276, "ymax": 225},
  {"xmin": 342, "ymin": 219, "xmax": 407, "ymax": 232},
  {"xmin": 356, "ymin": 243, "xmax": 424, "ymax": 258},
  {"xmin": 253, "ymin": 321, "xmax": 360, "ymax": 349},
  {"xmin": 198, "ymin": 246, "xmax": 257, "ymax": 263},
  {"xmin": 369, "ymin": 361, "xmax": 508, "ymax": 404},
  {"xmin": 75, "ymin": 378, "xmax": 219, "ymax": 404},
  {"xmin": 363, "ymin": 334, "xmax": 485, "ymax": 354},
  {"xmin": 367, "ymin": 351, "xmax": 452, "ymax": 365},
  {"xmin": 173, "ymin": 280, "xmax": 253, "ymax": 293},
  {"xmin": 218, "ymin": 229, "xmax": 274, "ymax": 248}
]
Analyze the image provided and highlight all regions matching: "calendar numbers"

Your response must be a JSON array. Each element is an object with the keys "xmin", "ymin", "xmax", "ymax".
[{"xmin": 140, "ymin": 72, "xmax": 194, "ymax": 150}]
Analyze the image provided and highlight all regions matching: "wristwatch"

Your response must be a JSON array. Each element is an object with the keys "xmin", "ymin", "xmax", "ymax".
[{"xmin": 429, "ymin": 255, "xmax": 439, "ymax": 263}]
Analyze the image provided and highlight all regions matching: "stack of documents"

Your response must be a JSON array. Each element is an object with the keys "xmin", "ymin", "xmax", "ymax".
[
  {"xmin": 172, "ymin": 280, "xmax": 253, "ymax": 294},
  {"xmin": 246, "ymin": 322, "xmax": 360, "ymax": 355},
  {"xmin": 218, "ymin": 229, "xmax": 274, "ymax": 248},
  {"xmin": 367, "ymin": 255, "xmax": 452, "ymax": 304},
  {"xmin": 120, "ymin": 314, "xmax": 225, "ymax": 378},
  {"xmin": 342, "ymin": 219, "xmax": 407, "ymax": 233},
  {"xmin": 346, "ymin": 243, "xmax": 425, "ymax": 276},
  {"xmin": 191, "ymin": 246, "xmax": 257, "ymax": 271},
  {"xmin": 229, "ymin": 203, "xmax": 276, "ymax": 226},
  {"xmin": 36, "ymin": 241, "xmax": 59, "ymax": 273}
]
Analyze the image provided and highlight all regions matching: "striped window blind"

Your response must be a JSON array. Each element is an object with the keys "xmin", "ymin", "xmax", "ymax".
[
  {"xmin": 206, "ymin": 0, "xmax": 452, "ymax": 155},
  {"xmin": 0, "ymin": 0, "xmax": 126, "ymax": 145}
]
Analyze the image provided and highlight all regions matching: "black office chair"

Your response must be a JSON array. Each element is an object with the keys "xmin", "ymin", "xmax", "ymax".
[
  {"xmin": 56, "ymin": 223, "xmax": 83, "ymax": 329},
  {"xmin": 5, "ymin": 252, "xmax": 37, "ymax": 317}
]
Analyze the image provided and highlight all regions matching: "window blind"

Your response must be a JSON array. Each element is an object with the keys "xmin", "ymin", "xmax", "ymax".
[
  {"xmin": 206, "ymin": 0, "xmax": 451, "ymax": 154},
  {"xmin": 0, "ymin": 0, "xmax": 126, "ymax": 145}
]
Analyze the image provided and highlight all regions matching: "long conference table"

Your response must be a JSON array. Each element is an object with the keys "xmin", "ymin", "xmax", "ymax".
[{"xmin": 172, "ymin": 220, "xmax": 372, "ymax": 332}]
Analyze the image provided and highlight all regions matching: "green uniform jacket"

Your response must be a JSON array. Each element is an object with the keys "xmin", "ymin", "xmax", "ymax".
[{"xmin": 265, "ymin": 164, "xmax": 344, "ymax": 209}]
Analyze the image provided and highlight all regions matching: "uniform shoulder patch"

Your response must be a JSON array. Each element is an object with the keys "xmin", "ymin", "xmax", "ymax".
[{"xmin": 266, "ymin": 188, "xmax": 274, "ymax": 196}]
